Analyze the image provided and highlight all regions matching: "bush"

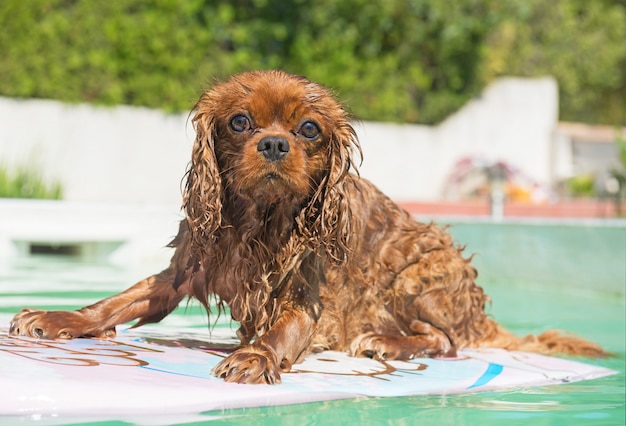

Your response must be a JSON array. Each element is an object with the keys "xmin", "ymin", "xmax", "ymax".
[
  {"xmin": 0, "ymin": 166, "xmax": 63, "ymax": 200},
  {"xmin": 565, "ymin": 174, "xmax": 595, "ymax": 198},
  {"xmin": 0, "ymin": 0, "xmax": 624, "ymax": 125}
]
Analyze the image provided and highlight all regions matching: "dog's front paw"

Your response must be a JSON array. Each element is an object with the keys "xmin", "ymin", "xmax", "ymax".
[
  {"xmin": 9, "ymin": 308, "xmax": 115, "ymax": 339},
  {"xmin": 213, "ymin": 346, "xmax": 281, "ymax": 384}
]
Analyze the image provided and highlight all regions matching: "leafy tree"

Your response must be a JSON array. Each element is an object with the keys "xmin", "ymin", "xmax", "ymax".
[
  {"xmin": 483, "ymin": 0, "xmax": 626, "ymax": 125},
  {"xmin": 0, "ymin": 0, "xmax": 623, "ymax": 124}
]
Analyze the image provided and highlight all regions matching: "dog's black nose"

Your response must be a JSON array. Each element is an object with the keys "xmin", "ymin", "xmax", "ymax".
[{"xmin": 257, "ymin": 136, "xmax": 289, "ymax": 161}]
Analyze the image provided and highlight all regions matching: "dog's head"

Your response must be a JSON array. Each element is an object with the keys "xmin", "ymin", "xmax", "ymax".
[{"xmin": 185, "ymin": 70, "xmax": 360, "ymax": 257}]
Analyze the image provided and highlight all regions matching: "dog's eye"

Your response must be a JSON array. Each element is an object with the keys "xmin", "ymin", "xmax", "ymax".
[
  {"xmin": 229, "ymin": 115, "xmax": 250, "ymax": 133},
  {"xmin": 299, "ymin": 121, "xmax": 320, "ymax": 139}
]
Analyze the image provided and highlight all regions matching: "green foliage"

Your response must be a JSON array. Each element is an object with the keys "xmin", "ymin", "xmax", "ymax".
[
  {"xmin": 616, "ymin": 133, "xmax": 626, "ymax": 167},
  {"xmin": 565, "ymin": 174, "xmax": 596, "ymax": 198},
  {"xmin": 483, "ymin": 0, "xmax": 626, "ymax": 125},
  {"xmin": 0, "ymin": 166, "xmax": 63, "ymax": 200},
  {"xmin": 611, "ymin": 134, "xmax": 626, "ymax": 215},
  {"xmin": 0, "ymin": 0, "xmax": 624, "ymax": 124}
]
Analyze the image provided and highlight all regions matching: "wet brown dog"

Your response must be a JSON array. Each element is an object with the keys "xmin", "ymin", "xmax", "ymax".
[{"xmin": 9, "ymin": 70, "xmax": 604, "ymax": 384}]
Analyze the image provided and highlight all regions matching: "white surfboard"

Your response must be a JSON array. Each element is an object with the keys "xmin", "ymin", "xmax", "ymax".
[{"xmin": 0, "ymin": 326, "xmax": 616, "ymax": 418}]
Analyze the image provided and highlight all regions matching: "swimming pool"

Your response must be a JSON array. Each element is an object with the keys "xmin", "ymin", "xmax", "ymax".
[{"xmin": 0, "ymin": 219, "xmax": 624, "ymax": 425}]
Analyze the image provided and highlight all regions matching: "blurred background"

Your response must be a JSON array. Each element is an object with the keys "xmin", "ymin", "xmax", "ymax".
[{"xmin": 0, "ymin": 0, "xmax": 624, "ymax": 214}]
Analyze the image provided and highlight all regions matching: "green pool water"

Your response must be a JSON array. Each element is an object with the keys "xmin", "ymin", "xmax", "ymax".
[{"xmin": 0, "ymin": 220, "xmax": 624, "ymax": 425}]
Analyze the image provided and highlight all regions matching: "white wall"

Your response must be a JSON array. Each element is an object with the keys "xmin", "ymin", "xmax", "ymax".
[
  {"xmin": 0, "ymin": 77, "xmax": 560, "ymax": 205},
  {"xmin": 0, "ymin": 100, "xmax": 194, "ymax": 205},
  {"xmin": 357, "ymin": 77, "xmax": 559, "ymax": 201}
]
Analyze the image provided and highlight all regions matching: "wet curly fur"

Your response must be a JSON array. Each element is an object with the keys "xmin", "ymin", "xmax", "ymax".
[{"xmin": 9, "ymin": 70, "xmax": 605, "ymax": 384}]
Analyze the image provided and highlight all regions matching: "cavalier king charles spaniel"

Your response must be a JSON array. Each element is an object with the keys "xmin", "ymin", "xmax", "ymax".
[{"xmin": 10, "ymin": 70, "xmax": 604, "ymax": 384}]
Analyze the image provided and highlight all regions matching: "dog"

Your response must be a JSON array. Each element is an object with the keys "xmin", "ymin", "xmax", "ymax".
[{"xmin": 9, "ymin": 70, "xmax": 605, "ymax": 384}]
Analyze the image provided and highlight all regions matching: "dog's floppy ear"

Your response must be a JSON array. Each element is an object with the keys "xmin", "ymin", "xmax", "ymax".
[
  {"xmin": 304, "ymin": 108, "xmax": 361, "ymax": 264},
  {"xmin": 183, "ymin": 93, "xmax": 223, "ymax": 253}
]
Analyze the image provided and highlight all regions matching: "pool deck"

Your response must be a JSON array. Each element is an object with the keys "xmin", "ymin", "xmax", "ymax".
[
  {"xmin": 0, "ymin": 199, "xmax": 182, "ymax": 265},
  {"xmin": 0, "ymin": 199, "xmax": 626, "ymax": 284}
]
